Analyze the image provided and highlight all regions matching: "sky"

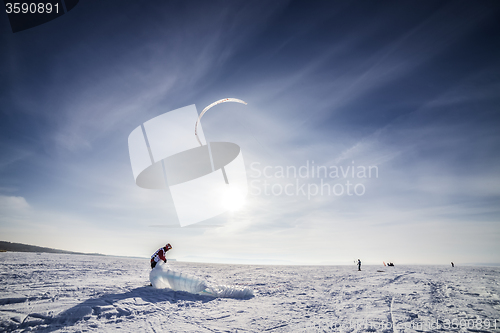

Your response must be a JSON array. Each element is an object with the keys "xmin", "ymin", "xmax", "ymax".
[{"xmin": 1, "ymin": 0, "xmax": 499, "ymax": 265}]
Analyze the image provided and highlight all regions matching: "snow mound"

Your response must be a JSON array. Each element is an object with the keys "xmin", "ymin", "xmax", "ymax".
[{"xmin": 149, "ymin": 264, "xmax": 253, "ymax": 298}]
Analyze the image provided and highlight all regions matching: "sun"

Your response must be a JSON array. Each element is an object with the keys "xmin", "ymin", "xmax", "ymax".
[{"xmin": 221, "ymin": 186, "xmax": 246, "ymax": 211}]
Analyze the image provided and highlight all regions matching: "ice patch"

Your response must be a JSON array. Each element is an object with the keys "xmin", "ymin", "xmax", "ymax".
[{"xmin": 149, "ymin": 263, "xmax": 253, "ymax": 299}]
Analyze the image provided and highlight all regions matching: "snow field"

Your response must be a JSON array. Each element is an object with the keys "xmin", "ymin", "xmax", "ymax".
[{"xmin": 0, "ymin": 252, "xmax": 499, "ymax": 332}]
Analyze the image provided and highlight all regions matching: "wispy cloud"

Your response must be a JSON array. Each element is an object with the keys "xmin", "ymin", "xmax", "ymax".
[{"xmin": 1, "ymin": 1, "xmax": 499, "ymax": 263}]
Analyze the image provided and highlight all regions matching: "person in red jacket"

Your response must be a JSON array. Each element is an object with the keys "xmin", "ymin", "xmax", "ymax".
[{"xmin": 151, "ymin": 243, "xmax": 172, "ymax": 269}]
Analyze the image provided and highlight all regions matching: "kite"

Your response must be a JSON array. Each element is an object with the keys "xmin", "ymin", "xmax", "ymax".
[{"xmin": 195, "ymin": 98, "xmax": 247, "ymax": 146}]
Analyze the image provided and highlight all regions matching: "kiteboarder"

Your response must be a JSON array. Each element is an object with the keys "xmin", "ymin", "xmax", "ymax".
[
  {"xmin": 357, "ymin": 259, "xmax": 361, "ymax": 271},
  {"xmin": 451, "ymin": 262, "xmax": 454, "ymax": 267},
  {"xmin": 151, "ymin": 243, "xmax": 172, "ymax": 269}
]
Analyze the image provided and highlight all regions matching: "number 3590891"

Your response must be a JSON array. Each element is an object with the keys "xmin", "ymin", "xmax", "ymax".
[{"xmin": 6, "ymin": 2, "xmax": 59, "ymax": 14}]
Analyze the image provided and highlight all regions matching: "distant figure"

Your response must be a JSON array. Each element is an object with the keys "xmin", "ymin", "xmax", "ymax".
[
  {"xmin": 387, "ymin": 262, "xmax": 394, "ymax": 267},
  {"xmin": 151, "ymin": 243, "xmax": 172, "ymax": 269},
  {"xmin": 451, "ymin": 262, "xmax": 454, "ymax": 267},
  {"xmin": 357, "ymin": 259, "xmax": 361, "ymax": 271}
]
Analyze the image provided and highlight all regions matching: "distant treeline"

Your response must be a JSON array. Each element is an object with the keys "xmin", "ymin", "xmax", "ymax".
[{"xmin": 0, "ymin": 241, "xmax": 103, "ymax": 256}]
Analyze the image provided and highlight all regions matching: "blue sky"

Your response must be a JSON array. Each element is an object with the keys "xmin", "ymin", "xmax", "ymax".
[{"xmin": 1, "ymin": 0, "xmax": 499, "ymax": 265}]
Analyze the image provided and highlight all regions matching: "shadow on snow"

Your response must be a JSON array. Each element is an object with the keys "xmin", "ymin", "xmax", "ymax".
[{"xmin": 12, "ymin": 286, "xmax": 221, "ymax": 332}]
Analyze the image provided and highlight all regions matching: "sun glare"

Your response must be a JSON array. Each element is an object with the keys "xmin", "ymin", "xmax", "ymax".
[{"xmin": 222, "ymin": 186, "xmax": 246, "ymax": 211}]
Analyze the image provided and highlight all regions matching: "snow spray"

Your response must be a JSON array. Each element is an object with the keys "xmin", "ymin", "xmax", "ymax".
[{"xmin": 150, "ymin": 263, "xmax": 253, "ymax": 299}]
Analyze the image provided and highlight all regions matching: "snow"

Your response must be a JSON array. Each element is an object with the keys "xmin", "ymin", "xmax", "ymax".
[
  {"xmin": 149, "ymin": 263, "xmax": 253, "ymax": 298},
  {"xmin": 1, "ymin": 252, "xmax": 499, "ymax": 332}
]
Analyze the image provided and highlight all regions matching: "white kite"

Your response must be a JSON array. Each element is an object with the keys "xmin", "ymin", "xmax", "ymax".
[{"xmin": 195, "ymin": 98, "xmax": 247, "ymax": 146}]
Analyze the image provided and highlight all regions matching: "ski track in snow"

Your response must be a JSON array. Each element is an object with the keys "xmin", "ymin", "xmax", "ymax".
[{"xmin": 1, "ymin": 252, "xmax": 499, "ymax": 332}]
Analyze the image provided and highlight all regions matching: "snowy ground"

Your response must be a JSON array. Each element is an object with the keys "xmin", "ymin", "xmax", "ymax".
[{"xmin": 0, "ymin": 252, "xmax": 499, "ymax": 332}]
